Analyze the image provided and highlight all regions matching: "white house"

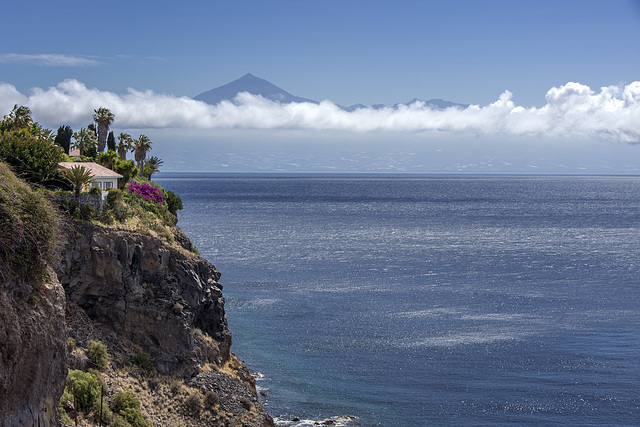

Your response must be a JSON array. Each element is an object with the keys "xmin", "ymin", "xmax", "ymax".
[{"xmin": 58, "ymin": 162, "xmax": 123, "ymax": 194}]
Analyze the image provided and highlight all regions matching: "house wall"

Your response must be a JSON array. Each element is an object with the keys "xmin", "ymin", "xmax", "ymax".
[{"xmin": 95, "ymin": 178, "xmax": 118, "ymax": 190}]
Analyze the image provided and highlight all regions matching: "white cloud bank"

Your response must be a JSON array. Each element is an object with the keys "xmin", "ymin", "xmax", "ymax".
[{"xmin": 1, "ymin": 79, "xmax": 639, "ymax": 142}]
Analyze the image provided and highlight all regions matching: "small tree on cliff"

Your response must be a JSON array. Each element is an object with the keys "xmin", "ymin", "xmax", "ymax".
[{"xmin": 66, "ymin": 165, "xmax": 94, "ymax": 201}]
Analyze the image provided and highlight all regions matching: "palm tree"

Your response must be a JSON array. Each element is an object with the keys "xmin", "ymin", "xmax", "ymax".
[
  {"xmin": 72, "ymin": 128, "xmax": 98, "ymax": 158},
  {"xmin": 3, "ymin": 105, "xmax": 33, "ymax": 130},
  {"xmin": 66, "ymin": 165, "xmax": 94, "ymax": 201},
  {"xmin": 117, "ymin": 132, "xmax": 133, "ymax": 160},
  {"xmin": 97, "ymin": 150, "xmax": 119, "ymax": 171},
  {"xmin": 133, "ymin": 134, "xmax": 152, "ymax": 172},
  {"xmin": 143, "ymin": 156, "xmax": 164, "ymax": 180},
  {"xmin": 93, "ymin": 107, "xmax": 115, "ymax": 153}
]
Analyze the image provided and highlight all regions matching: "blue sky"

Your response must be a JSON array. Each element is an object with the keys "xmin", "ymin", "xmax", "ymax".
[{"xmin": 1, "ymin": 0, "xmax": 640, "ymax": 173}]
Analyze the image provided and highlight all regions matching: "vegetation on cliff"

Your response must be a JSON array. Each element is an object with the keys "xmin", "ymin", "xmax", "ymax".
[
  {"xmin": 0, "ymin": 161, "xmax": 67, "ymax": 427},
  {"xmin": 0, "ymin": 161, "xmax": 61, "ymax": 290},
  {"xmin": 0, "ymin": 104, "xmax": 187, "ymax": 251},
  {"xmin": 0, "ymin": 105, "xmax": 273, "ymax": 426}
]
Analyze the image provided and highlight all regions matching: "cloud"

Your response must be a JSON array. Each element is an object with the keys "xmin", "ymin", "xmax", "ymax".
[
  {"xmin": 1, "ymin": 79, "xmax": 639, "ymax": 142},
  {"xmin": 0, "ymin": 54, "xmax": 100, "ymax": 67}
]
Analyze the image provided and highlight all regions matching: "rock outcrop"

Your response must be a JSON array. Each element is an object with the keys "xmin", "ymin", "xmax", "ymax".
[
  {"xmin": 0, "ymin": 268, "xmax": 68, "ymax": 427},
  {"xmin": 1, "ymin": 157, "xmax": 272, "ymax": 426},
  {"xmin": 56, "ymin": 223, "xmax": 232, "ymax": 377},
  {"xmin": 54, "ymin": 222, "xmax": 274, "ymax": 426}
]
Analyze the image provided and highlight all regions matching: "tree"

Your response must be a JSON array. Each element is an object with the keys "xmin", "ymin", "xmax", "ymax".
[
  {"xmin": 0, "ymin": 132, "xmax": 65, "ymax": 183},
  {"xmin": 97, "ymin": 149, "xmax": 119, "ymax": 170},
  {"xmin": 93, "ymin": 107, "xmax": 115, "ymax": 153},
  {"xmin": 0, "ymin": 106, "xmax": 64, "ymax": 183},
  {"xmin": 143, "ymin": 156, "xmax": 163, "ymax": 180},
  {"xmin": 72, "ymin": 128, "xmax": 98, "ymax": 158},
  {"xmin": 65, "ymin": 165, "xmax": 94, "ymax": 201},
  {"xmin": 107, "ymin": 130, "xmax": 116, "ymax": 152},
  {"xmin": 54, "ymin": 125, "xmax": 73, "ymax": 155},
  {"xmin": 113, "ymin": 159, "xmax": 138, "ymax": 188},
  {"xmin": 133, "ymin": 134, "xmax": 152, "ymax": 172},
  {"xmin": 1, "ymin": 105, "xmax": 33, "ymax": 131},
  {"xmin": 117, "ymin": 132, "xmax": 133, "ymax": 160}
]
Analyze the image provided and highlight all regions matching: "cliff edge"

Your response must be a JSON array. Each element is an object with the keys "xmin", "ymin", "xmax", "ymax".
[
  {"xmin": 0, "ymin": 267, "xmax": 67, "ymax": 427},
  {"xmin": 1, "ymin": 160, "xmax": 273, "ymax": 426},
  {"xmin": 0, "ymin": 161, "xmax": 68, "ymax": 426},
  {"xmin": 56, "ymin": 222, "xmax": 232, "ymax": 377}
]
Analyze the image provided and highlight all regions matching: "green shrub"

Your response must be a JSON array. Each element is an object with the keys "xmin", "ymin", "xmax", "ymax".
[
  {"xmin": 60, "ymin": 370, "xmax": 101, "ymax": 412},
  {"xmin": 164, "ymin": 190, "xmax": 183, "ymax": 215},
  {"xmin": 0, "ymin": 128, "xmax": 65, "ymax": 183},
  {"xmin": 111, "ymin": 203, "xmax": 132, "ymax": 223},
  {"xmin": 113, "ymin": 159, "xmax": 138, "ymax": 187},
  {"xmin": 106, "ymin": 188, "xmax": 123, "ymax": 206},
  {"xmin": 98, "ymin": 209, "xmax": 115, "ymax": 225},
  {"xmin": 88, "ymin": 185, "xmax": 102, "ymax": 195},
  {"xmin": 86, "ymin": 340, "xmax": 109, "ymax": 370},
  {"xmin": 133, "ymin": 351, "xmax": 155, "ymax": 377},
  {"xmin": 109, "ymin": 414, "xmax": 133, "ymax": 427},
  {"xmin": 111, "ymin": 391, "xmax": 148, "ymax": 427},
  {"xmin": 59, "ymin": 369, "xmax": 111, "ymax": 423},
  {"xmin": 81, "ymin": 203, "xmax": 94, "ymax": 221}
]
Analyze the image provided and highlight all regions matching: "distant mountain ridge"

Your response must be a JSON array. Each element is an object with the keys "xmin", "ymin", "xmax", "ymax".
[{"xmin": 194, "ymin": 73, "xmax": 469, "ymax": 110}]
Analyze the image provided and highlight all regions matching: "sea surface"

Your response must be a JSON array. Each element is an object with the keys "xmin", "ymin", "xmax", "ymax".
[{"xmin": 155, "ymin": 173, "xmax": 640, "ymax": 426}]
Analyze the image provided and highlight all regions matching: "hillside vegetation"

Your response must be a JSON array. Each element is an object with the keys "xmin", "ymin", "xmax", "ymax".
[
  {"xmin": 0, "ymin": 161, "xmax": 60, "ymax": 289},
  {"xmin": 0, "ymin": 105, "xmax": 273, "ymax": 426}
]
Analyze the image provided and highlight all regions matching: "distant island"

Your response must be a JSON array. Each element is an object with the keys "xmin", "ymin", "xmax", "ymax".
[{"xmin": 194, "ymin": 72, "xmax": 469, "ymax": 111}]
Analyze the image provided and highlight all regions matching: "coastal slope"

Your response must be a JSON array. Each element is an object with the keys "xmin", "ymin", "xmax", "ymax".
[{"xmin": 0, "ymin": 161, "xmax": 273, "ymax": 426}]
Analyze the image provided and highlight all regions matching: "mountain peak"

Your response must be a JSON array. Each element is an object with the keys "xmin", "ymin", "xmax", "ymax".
[
  {"xmin": 194, "ymin": 74, "xmax": 468, "ymax": 110},
  {"xmin": 194, "ymin": 73, "xmax": 317, "ymax": 105}
]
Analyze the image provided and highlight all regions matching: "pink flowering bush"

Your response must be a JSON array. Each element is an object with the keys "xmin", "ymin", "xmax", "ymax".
[{"xmin": 126, "ymin": 182, "xmax": 164, "ymax": 205}]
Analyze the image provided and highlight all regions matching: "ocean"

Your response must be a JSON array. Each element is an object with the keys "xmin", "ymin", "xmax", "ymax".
[{"xmin": 155, "ymin": 173, "xmax": 640, "ymax": 426}]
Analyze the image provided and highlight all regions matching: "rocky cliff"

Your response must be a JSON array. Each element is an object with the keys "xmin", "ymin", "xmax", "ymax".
[
  {"xmin": 0, "ymin": 268, "xmax": 68, "ymax": 427},
  {"xmin": 0, "ymin": 160, "xmax": 68, "ymax": 427},
  {"xmin": 1, "ymin": 160, "xmax": 272, "ymax": 426},
  {"xmin": 56, "ymin": 222, "xmax": 231, "ymax": 377},
  {"xmin": 55, "ymin": 222, "xmax": 273, "ymax": 426}
]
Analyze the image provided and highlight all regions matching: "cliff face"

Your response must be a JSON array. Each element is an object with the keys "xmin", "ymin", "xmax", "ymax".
[
  {"xmin": 0, "ymin": 268, "xmax": 67, "ymax": 427},
  {"xmin": 1, "ymin": 156, "xmax": 272, "ymax": 426},
  {"xmin": 0, "ymin": 161, "xmax": 68, "ymax": 426},
  {"xmin": 55, "ymin": 222, "xmax": 273, "ymax": 426},
  {"xmin": 56, "ymin": 222, "xmax": 231, "ymax": 376}
]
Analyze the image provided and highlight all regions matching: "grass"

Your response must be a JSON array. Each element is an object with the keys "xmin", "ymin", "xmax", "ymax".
[{"xmin": 0, "ymin": 161, "xmax": 61, "ymax": 288}]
